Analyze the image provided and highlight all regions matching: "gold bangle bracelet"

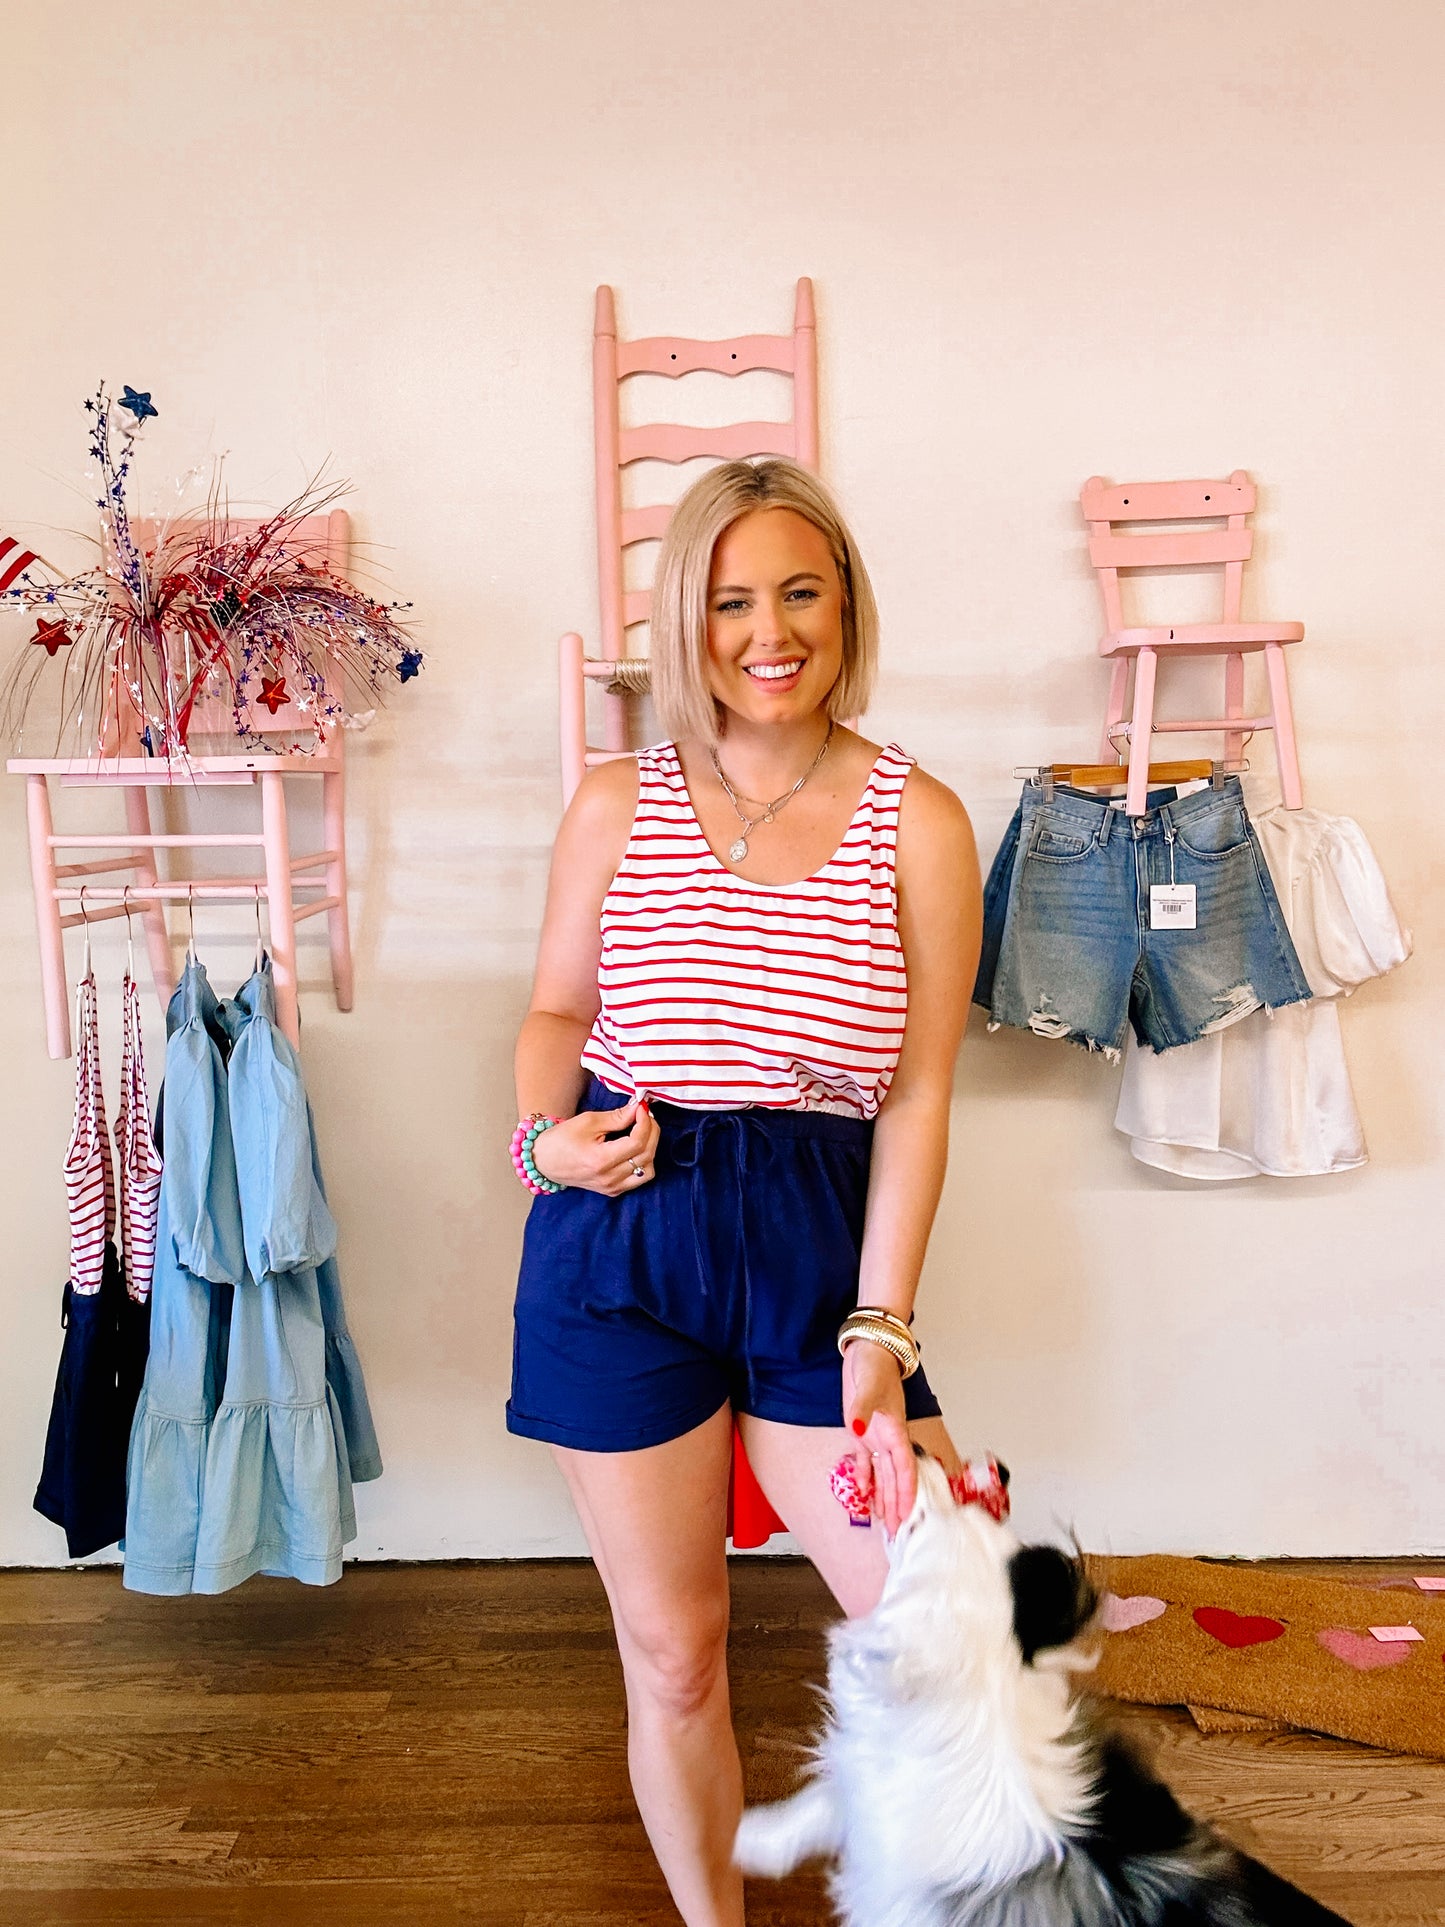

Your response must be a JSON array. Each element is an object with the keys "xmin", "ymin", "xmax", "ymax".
[
  {"xmin": 839, "ymin": 1326, "xmax": 919, "ymax": 1379},
  {"xmin": 852, "ymin": 1307, "xmax": 917, "ymax": 1347},
  {"xmin": 837, "ymin": 1312, "xmax": 920, "ymax": 1379}
]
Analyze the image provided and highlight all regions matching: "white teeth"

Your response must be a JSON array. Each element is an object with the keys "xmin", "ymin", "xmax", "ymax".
[{"xmin": 745, "ymin": 661, "xmax": 802, "ymax": 681}]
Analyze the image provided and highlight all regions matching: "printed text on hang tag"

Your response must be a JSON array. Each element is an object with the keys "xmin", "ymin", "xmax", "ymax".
[{"xmin": 1150, "ymin": 883, "xmax": 1197, "ymax": 931}]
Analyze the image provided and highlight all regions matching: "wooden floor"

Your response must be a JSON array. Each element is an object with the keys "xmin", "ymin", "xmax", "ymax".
[{"xmin": 1, "ymin": 1560, "xmax": 1442, "ymax": 1925}]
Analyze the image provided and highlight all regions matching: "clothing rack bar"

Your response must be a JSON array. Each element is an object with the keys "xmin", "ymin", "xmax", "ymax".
[
  {"xmin": 292, "ymin": 850, "xmax": 338, "ymax": 871},
  {"xmin": 54, "ymin": 883, "xmax": 295, "ymax": 902},
  {"xmin": 139, "ymin": 872, "xmax": 329, "ymax": 891}
]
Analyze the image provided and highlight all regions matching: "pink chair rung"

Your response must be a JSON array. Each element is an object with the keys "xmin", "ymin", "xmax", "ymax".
[
  {"xmin": 1080, "ymin": 470, "xmax": 1305, "ymax": 816},
  {"xmin": 9, "ymin": 510, "xmax": 357, "ymax": 1059},
  {"xmin": 561, "ymin": 279, "xmax": 821, "ymax": 803}
]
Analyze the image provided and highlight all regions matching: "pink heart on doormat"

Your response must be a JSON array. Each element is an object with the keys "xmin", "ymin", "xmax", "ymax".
[
  {"xmin": 1193, "ymin": 1606, "xmax": 1286, "ymax": 1649},
  {"xmin": 1101, "ymin": 1592, "xmax": 1168, "ymax": 1632},
  {"xmin": 1317, "ymin": 1628, "xmax": 1416, "ymax": 1672}
]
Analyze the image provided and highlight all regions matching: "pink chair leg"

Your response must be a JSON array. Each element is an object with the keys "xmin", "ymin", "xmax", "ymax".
[
  {"xmin": 322, "ymin": 763, "xmax": 354, "ymax": 1011},
  {"xmin": 123, "ymin": 787, "xmax": 175, "ymax": 1011},
  {"xmin": 1124, "ymin": 648, "xmax": 1158, "ymax": 817},
  {"xmin": 1100, "ymin": 657, "xmax": 1130, "ymax": 761},
  {"xmin": 1264, "ymin": 642, "xmax": 1303, "ymax": 809},
  {"xmin": 1223, "ymin": 652, "xmax": 1246, "ymax": 767},
  {"xmin": 26, "ymin": 774, "xmax": 70, "ymax": 1059},
  {"xmin": 261, "ymin": 771, "xmax": 301, "ymax": 1048},
  {"xmin": 559, "ymin": 632, "xmax": 587, "ymax": 807}
]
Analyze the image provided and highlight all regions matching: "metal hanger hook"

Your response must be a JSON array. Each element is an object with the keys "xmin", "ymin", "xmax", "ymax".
[
  {"xmin": 78, "ymin": 883, "xmax": 93, "ymax": 979},
  {"xmin": 186, "ymin": 883, "xmax": 197, "ymax": 962},
  {"xmin": 254, "ymin": 884, "xmax": 265, "ymax": 970},
  {"xmin": 122, "ymin": 884, "xmax": 136, "ymax": 980}
]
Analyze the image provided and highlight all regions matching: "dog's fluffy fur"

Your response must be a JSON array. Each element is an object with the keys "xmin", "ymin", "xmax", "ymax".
[{"xmin": 735, "ymin": 1456, "xmax": 1350, "ymax": 1926}]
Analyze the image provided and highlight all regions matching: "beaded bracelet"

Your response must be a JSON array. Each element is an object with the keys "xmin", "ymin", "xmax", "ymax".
[{"xmin": 510, "ymin": 1113, "xmax": 565, "ymax": 1195}]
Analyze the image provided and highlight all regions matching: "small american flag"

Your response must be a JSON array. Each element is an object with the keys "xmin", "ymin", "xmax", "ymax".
[{"xmin": 0, "ymin": 533, "xmax": 40, "ymax": 594}]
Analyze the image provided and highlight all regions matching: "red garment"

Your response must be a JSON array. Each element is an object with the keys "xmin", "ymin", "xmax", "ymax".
[
  {"xmin": 727, "ymin": 1423, "xmax": 786, "ymax": 1548},
  {"xmin": 64, "ymin": 971, "xmax": 115, "ymax": 1295}
]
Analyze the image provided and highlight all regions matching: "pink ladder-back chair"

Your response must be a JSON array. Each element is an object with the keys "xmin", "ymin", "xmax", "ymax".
[
  {"xmin": 1081, "ymin": 471, "xmax": 1305, "ymax": 818},
  {"xmin": 558, "ymin": 282, "xmax": 824, "ymax": 1551},
  {"xmin": 9, "ymin": 510, "xmax": 355, "ymax": 1059},
  {"xmin": 559, "ymin": 278, "xmax": 819, "ymax": 802}
]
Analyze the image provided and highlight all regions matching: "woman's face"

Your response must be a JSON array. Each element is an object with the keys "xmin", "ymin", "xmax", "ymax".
[{"xmin": 705, "ymin": 508, "xmax": 845, "ymax": 729}]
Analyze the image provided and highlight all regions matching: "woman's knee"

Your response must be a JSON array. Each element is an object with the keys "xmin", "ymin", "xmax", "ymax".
[{"xmin": 617, "ymin": 1600, "xmax": 730, "ymax": 1721}]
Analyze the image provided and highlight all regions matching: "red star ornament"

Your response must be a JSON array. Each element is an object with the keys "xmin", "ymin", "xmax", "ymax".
[
  {"xmin": 31, "ymin": 617, "xmax": 72, "ymax": 656},
  {"xmin": 257, "ymin": 675, "xmax": 290, "ymax": 716}
]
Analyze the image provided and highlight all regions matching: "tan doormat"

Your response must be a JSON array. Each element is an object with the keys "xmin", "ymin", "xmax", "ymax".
[
  {"xmin": 1185, "ymin": 1704, "xmax": 1285, "ymax": 1735},
  {"xmin": 1086, "ymin": 1554, "xmax": 1445, "ymax": 1758}
]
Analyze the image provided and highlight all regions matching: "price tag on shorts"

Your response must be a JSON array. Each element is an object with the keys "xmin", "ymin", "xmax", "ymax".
[{"xmin": 1150, "ymin": 883, "xmax": 1197, "ymax": 930}]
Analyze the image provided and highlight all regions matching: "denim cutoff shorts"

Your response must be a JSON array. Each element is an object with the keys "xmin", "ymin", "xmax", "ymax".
[
  {"xmin": 507, "ymin": 1078, "xmax": 942, "ymax": 1453},
  {"xmin": 973, "ymin": 778, "xmax": 1311, "ymax": 1056}
]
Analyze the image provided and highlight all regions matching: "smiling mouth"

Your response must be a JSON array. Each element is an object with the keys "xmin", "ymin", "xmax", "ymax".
[{"xmin": 743, "ymin": 660, "xmax": 804, "ymax": 683}]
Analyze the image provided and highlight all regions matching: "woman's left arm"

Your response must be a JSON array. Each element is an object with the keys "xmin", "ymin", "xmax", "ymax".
[{"xmin": 844, "ymin": 769, "xmax": 981, "ymax": 1522}]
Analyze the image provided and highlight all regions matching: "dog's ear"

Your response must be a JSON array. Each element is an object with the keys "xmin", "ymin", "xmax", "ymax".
[{"xmin": 1008, "ymin": 1545, "xmax": 1097, "ymax": 1665}]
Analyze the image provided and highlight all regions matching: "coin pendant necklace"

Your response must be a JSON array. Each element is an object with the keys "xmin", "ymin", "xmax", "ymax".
[{"xmin": 710, "ymin": 722, "xmax": 835, "ymax": 863}]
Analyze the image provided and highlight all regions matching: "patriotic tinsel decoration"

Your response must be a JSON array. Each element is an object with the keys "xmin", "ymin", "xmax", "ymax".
[{"xmin": 0, "ymin": 383, "xmax": 423, "ymax": 757}]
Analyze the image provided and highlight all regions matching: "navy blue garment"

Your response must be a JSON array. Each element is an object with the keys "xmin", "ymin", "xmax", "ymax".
[
  {"xmin": 34, "ymin": 1242, "xmax": 150, "ymax": 1559},
  {"xmin": 508, "ymin": 1078, "xmax": 941, "ymax": 1453},
  {"xmin": 972, "ymin": 796, "xmax": 1025, "ymax": 1012}
]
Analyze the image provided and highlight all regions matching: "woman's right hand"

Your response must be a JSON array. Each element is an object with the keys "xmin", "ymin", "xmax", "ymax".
[{"xmin": 529, "ymin": 1097, "xmax": 660, "ymax": 1197}]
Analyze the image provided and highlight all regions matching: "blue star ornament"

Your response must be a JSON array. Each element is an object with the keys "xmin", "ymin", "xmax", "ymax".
[
  {"xmin": 398, "ymin": 648, "xmax": 423, "ymax": 682},
  {"xmin": 119, "ymin": 386, "xmax": 158, "ymax": 421}
]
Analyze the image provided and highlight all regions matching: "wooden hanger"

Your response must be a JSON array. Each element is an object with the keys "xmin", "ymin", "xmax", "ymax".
[
  {"xmin": 1012, "ymin": 758, "xmax": 1245, "ymax": 807},
  {"xmin": 1047, "ymin": 758, "xmax": 1215, "ymax": 789}
]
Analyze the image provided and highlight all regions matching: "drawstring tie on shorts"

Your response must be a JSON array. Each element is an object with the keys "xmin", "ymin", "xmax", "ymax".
[{"xmin": 666, "ymin": 1109, "xmax": 778, "ymax": 1409}]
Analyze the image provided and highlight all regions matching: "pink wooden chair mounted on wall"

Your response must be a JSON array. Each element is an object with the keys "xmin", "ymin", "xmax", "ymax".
[
  {"xmin": 559, "ymin": 278, "xmax": 819, "ymax": 803},
  {"xmin": 1080, "ymin": 471, "xmax": 1305, "ymax": 817},
  {"xmin": 9, "ymin": 511, "xmax": 356, "ymax": 1059},
  {"xmin": 559, "ymin": 282, "xmax": 823, "ymax": 1550}
]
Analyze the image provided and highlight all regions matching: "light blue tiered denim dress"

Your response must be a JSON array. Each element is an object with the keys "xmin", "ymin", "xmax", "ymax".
[
  {"xmin": 124, "ymin": 957, "xmax": 380, "ymax": 1595},
  {"xmin": 123, "ymin": 960, "xmax": 242, "ymax": 1594}
]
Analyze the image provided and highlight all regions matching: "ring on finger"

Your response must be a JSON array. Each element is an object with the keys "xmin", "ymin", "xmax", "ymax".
[{"xmin": 628, "ymin": 1159, "xmax": 645, "ymax": 1180}]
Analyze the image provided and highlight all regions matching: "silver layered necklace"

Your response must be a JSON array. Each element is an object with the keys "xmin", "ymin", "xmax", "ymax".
[{"xmin": 709, "ymin": 722, "xmax": 835, "ymax": 863}]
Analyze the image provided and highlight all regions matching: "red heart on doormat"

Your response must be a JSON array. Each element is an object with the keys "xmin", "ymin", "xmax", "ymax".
[
  {"xmin": 1193, "ymin": 1606, "xmax": 1286, "ymax": 1648},
  {"xmin": 1316, "ymin": 1628, "xmax": 1415, "ymax": 1672}
]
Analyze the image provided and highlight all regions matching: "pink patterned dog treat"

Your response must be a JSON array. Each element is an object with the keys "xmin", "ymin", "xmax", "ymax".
[
  {"xmin": 829, "ymin": 1453, "xmax": 1010, "ymax": 1523},
  {"xmin": 829, "ymin": 1457, "xmax": 871, "ymax": 1520}
]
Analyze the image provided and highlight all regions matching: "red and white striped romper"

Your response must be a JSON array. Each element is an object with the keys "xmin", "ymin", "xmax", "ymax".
[{"xmin": 580, "ymin": 740, "xmax": 913, "ymax": 1119}]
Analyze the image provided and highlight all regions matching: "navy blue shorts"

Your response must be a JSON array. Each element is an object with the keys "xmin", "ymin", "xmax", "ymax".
[{"xmin": 507, "ymin": 1078, "xmax": 943, "ymax": 1453}]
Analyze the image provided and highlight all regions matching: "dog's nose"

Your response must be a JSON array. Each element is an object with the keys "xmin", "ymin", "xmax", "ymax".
[{"xmin": 911, "ymin": 1442, "xmax": 927, "ymax": 1459}]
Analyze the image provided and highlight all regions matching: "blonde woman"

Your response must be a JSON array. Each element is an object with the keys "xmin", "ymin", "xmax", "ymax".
[{"xmin": 508, "ymin": 459, "xmax": 981, "ymax": 1926}]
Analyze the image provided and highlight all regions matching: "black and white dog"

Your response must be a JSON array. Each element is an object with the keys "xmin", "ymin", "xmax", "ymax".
[{"xmin": 735, "ymin": 1452, "xmax": 1350, "ymax": 1926}]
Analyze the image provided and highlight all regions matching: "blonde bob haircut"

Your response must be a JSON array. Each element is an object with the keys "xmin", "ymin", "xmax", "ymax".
[{"xmin": 649, "ymin": 459, "xmax": 879, "ymax": 746}]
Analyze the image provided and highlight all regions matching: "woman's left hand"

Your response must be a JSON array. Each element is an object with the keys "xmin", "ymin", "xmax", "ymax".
[{"xmin": 842, "ymin": 1339, "xmax": 914, "ymax": 1534}]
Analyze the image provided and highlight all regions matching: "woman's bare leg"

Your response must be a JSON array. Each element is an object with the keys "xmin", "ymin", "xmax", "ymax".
[
  {"xmin": 553, "ymin": 1402, "xmax": 742, "ymax": 1927},
  {"xmin": 737, "ymin": 1412, "xmax": 960, "ymax": 1617}
]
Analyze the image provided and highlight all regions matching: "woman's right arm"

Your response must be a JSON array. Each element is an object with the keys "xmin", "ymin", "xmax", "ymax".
[{"xmin": 514, "ymin": 759, "xmax": 660, "ymax": 1193}]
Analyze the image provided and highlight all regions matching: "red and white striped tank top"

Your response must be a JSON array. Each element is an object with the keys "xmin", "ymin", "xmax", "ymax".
[{"xmin": 580, "ymin": 740, "xmax": 914, "ymax": 1119}]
